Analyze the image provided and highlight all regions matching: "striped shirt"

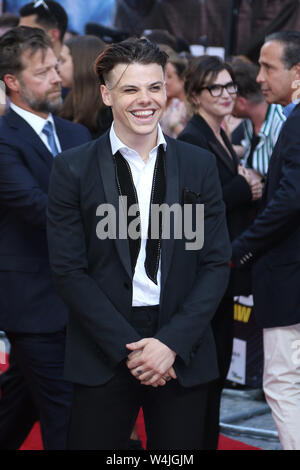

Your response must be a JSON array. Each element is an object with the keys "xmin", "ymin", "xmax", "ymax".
[{"xmin": 241, "ymin": 104, "xmax": 286, "ymax": 176}]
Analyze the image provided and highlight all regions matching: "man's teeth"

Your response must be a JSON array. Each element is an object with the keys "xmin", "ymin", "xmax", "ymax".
[{"xmin": 132, "ymin": 110, "xmax": 154, "ymax": 117}]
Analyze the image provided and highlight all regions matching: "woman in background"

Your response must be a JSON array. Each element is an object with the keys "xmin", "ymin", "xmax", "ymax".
[
  {"xmin": 58, "ymin": 35, "xmax": 112, "ymax": 138},
  {"xmin": 160, "ymin": 49, "xmax": 188, "ymax": 137},
  {"xmin": 178, "ymin": 55, "xmax": 263, "ymax": 450}
]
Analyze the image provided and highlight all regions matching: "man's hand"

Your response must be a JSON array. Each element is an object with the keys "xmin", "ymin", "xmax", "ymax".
[
  {"xmin": 248, "ymin": 168, "xmax": 264, "ymax": 200},
  {"xmin": 151, "ymin": 366, "xmax": 177, "ymax": 387},
  {"xmin": 126, "ymin": 338, "xmax": 176, "ymax": 386},
  {"xmin": 126, "ymin": 347, "xmax": 177, "ymax": 387},
  {"xmin": 238, "ymin": 165, "xmax": 263, "ymax": 200},
  {"xmin": 250, "ymin": 179, "xmax": 264, "ymax": 200}
]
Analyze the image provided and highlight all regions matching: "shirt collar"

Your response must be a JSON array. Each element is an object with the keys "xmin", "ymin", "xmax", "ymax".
[
  {"xmin": 10, "ymin": 102, "xmax": 55, "ymax": 135},
  {"xmin": 282, "ymin": 100, "xmax": 299, "ymax": 118},
  {"xmin": 109, "ymin": 122, "xmax": 167, "ymax": 157}
]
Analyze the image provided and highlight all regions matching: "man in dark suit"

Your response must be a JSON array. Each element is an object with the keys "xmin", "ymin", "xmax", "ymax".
[
  {"xmin": 232, "ymin": 31, "xmax": 300, "ymax": 450},
  {"xmin": 0, "ymin": 27, "xmax": 91, "ymax": 450},
  {"xmin": 47, "ymin": 37, "xmax": 231, "ymax": 450}
]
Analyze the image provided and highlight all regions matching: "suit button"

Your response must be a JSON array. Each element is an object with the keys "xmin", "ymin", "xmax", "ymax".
[{"xmin": 124, "ymin": 282, "xmax": 130, "ymax": 290}]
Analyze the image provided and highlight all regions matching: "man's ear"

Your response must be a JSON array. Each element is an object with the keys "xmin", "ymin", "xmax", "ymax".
[
  {"xmin": 48, "ymin": 28, "xmax": 60, "ymax": 45},
  {"xmin": 3, "ymin": 74, "xmax": 20, "ymax": 94},
  {"xmin": 100, "ymin": 84, "xmax": 112, "ymax": 107},
  {"xmin": 294, "ymin": 62, "xmax": 300, "ymax": 80},
  {"xmin": 237, "ymin": 95, "xmax": 247, "ymax": 110}
]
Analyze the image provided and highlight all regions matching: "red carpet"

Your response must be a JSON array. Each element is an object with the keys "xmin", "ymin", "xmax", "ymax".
[
  {"xmin": 18, "ymin": 411, "xmax": 260, "ymax": 450},
  {"xmin": 2, "ymin": 355, "xmax": 260, "ymax": 451}
]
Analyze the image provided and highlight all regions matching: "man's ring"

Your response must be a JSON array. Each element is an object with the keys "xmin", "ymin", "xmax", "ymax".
[{"xmin": 137, "ymin": 369, "xmax": 143, "ymax": 375}]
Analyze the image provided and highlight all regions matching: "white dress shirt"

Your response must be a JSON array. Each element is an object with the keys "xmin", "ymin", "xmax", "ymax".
[
  {"xmin": 110, "ymin": 123, "xmax": 167, "ymax": 307},
  {"xmin": 10, "ymin": 102, "xmax": 62, "ymax": 154}
]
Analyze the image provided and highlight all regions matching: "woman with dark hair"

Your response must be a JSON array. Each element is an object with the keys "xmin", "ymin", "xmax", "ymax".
[
  {"xmin": 58, "ymin": 35, "xmax": 112, "ymax": 137},
  {"xmin": 178, "ymin": 55, "xmax": 263, "ymax": 449},
  {"xmin": 160, "ymin": 49, "xmax": 189, "ymax": 137}
]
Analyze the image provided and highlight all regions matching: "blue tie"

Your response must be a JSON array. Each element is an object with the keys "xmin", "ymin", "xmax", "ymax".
[{"xmin": 42, "ymin": 121, "xmax": 59, "ymax": 157}]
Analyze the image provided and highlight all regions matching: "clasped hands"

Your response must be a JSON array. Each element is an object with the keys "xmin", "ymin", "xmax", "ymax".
[{"xmin": 126, "ymin": 338, "xmax": 177, "ymax": 388}]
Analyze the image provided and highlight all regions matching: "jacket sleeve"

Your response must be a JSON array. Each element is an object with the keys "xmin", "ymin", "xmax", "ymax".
[
  {"xmin": 222, "ymin": 174, "xmax": 252, "ymax": 210},
  {"xmin": 0, "ymin": 140, "xmax": 47, "ymax": 229},
  {"xmin": 155, "ymin": 155, "xmax": 231, "ymax": 365},
  {"xmin": 232, "ymin": 114, "xmax": 300, "ymax": 267},
  {"xmin": 47, "ymin": 153, "xmax": 141, "ymax": 367}
]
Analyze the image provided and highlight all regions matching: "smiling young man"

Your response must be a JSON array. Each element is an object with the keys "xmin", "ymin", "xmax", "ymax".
[
  {"xmin": 232, "ymin": 31, "xmax": 300, "ymax": 450},
  {"xmin": 47, "ymin": 38, "xmax": 231, "ymax": 450},
  {"xmin": 100, "ymin": 61, "xmax": 165, "ymax": 160}
]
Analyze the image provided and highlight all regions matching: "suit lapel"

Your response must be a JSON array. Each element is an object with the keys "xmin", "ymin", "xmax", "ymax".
[
  {"xmin": 192, "ymin": 114, "xmax": 237, "ymax": 174},
  {"xmin": 55, "ymin": 118, "xmax": 71, "ymax": 151},
  {"xmin": 96, "ymin": 134, "xmax": 132, "ymax": 279},
  {"xmin": 207, "ymin": 138, "xmax": 237, "ymax": 174},
  {"xmin": 5, "ymin": 109, "xmax": 53, "ymax": 171},
  {"xmin": 160, "ymin": 137, "xmax": 180, "ymax": 293}
]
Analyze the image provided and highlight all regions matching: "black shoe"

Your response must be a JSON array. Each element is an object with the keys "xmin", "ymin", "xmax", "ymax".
[{"xmin": 127, "ymin": 438, "xmax": 144, "ymax": 450}]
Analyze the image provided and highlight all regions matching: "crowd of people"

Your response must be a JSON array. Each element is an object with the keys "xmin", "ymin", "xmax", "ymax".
[{"xmin": 0, "ymin": 0, "xmax": 299, "ymax": 452}]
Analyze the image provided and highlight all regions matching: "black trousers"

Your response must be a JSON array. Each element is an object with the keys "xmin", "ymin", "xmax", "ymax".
[
  {"xmin": 5, "ymin": 331, "xmax": 73, "ymax": 450},
  {"xmin": 67, "ymin": 306, "xmax": 210, "ymax": 450},
  {"xmin": 0, "ymin": 351, "xmax": 38, "ymax": 450},
  {"xmin": 203, "ymin": 297, "xmax": 234, "ymax": 450}
]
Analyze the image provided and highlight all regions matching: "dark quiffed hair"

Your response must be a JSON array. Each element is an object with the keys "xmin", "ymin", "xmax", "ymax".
[
  {"xmin": 59, "ymin": 35, "xmax": 110, "ymax": 137},
  {"xmin": 184, "ymin": 55, "xmax": 235, "ymax": 110},
  {"xmin": 266, "ymin": 31, "xmax": 300, "ymax": 70},
  {"xmin": 0, "ymin": 26, "xmax": 52, "ymax": 82},
  {"xmin": 94, "ymin": 37, "xmax": 168, "ymax": 86},
  {"xmin": 20, "ymin": 0, "xmax": 68, "ymax": 42},
  {"xmin": 231, "ymin": 58, "xmax": 264, "ymax": 103}
]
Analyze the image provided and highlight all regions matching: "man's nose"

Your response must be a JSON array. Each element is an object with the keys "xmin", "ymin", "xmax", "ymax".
[
  {"xmin": 137, "ymin": 89, "xmax": 151, "ymax": 103},
  {"xmin": 51, "ymin": 68, "xmax": 62, "ymax": 84},
  {"xmin": 256, "ymin": 68, "xmax": 264, "ymax": 84}
]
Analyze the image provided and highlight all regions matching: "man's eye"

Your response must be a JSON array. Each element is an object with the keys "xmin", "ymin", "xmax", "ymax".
[
  {"xmin": 151, "ymin": 85, "xmax": 161, "ymax": 92},
  {"xmin": 124, "ymin": 88, "xmax": 136, "ymax": 93}
]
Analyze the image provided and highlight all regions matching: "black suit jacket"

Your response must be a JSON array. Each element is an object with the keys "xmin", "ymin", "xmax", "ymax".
[
  {"xmin": 47, "ymin": 132, "xmax": 231, "ymax": 387},
  {"xmin": 232, "ymin": 102, "xmax": 300, "ymax": 328},
  {"xmin": 178, "ymin": 114, "xmax": 253, "ymax": 295},
  {"xmin": 0, "ymin": 108, "xmax": 91, "ymax": 333}
]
